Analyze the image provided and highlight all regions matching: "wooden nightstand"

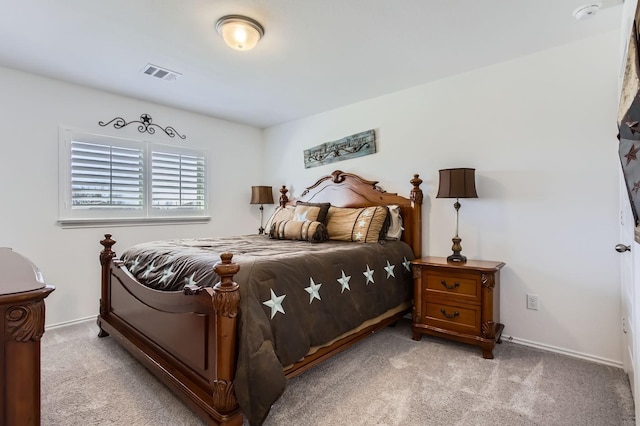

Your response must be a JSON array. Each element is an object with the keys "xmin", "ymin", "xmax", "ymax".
[{"xmin": 411, "ymin": 256, "xmax": 505, "ymax": 359}]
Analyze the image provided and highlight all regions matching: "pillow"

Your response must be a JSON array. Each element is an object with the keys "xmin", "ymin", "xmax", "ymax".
[
  {"xmin": 269, "ymin": 220, "xmax": 329, "ymax": 242},
  {"xmin": 264, "ymin": 206, "xmax": 295, "ymax": 232},
  {"xmin": 385, "ymin": 205, "xmax": 404, "ymax": 240},
  {"xmin": 378, "ymin": 206, "xmax": 391, "ymax": 240},
  {"xmin": 295, "ymin": 202, "xmax": 330, "ymax": 224},
  {"xmin": 325, "ymin": 206, "xmax": 389, "ymax": 243},
  {"xmin": 292, "ymin": 202, "xmax": 330, "ymax": 223}
]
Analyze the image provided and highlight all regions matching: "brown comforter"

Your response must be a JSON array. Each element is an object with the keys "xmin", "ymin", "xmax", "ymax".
[{"xmin": 121, "ymin": 235, "xmax": 414, "ymax": 425}]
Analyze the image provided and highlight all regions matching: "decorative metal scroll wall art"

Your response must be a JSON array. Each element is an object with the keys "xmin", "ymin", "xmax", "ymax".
[
  {"xmin": 618, "ymin": 14, "xmax": 640, "ymax": 226},
  {"xmin": 98, "ymin": 113, "xmax": 186, "ymax": 139},
  {"xmin": 303, "ymin": 129, "xmax": 376, "ymax": 169}
]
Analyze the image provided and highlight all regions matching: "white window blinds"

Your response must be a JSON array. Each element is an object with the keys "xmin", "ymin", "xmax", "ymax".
[
  {"xmin": 70, "ymin": 141, "xmax": 144, "ymax": 209},
  {"xmin": 59, "ymin": 128, "xmax": 208, "ymax": 225},
  {"xmin": 151, "ymin": 151, "xmax": 205, "ymax": 210}
]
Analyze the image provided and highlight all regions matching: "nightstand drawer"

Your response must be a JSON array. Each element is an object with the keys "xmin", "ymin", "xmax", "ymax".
[
  {"xmin": 425, "ymin": 273, "xmax": 480, "ymax": 302},
  {"xmin": 425, "ymin": 301, "xmax": 480, "ymax": 334}
]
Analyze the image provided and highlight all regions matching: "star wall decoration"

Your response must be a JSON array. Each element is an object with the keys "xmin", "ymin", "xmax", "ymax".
[
  {"xmin": 263, "ymin": 289, "xmax": 286, "ymax": 319},
  {"xmin": 384, "ymin": 260, "xmax": 395, "ymax": 278},
  {"xmin": 337, "ymin": 270, "xmax": 351, "ymax": 293},
  {"xmin": 363, "ymin": 265, "xmax": 375, "ymax": 285},
  {"xmin": 625, "ymin": 143, "xmax": 640, "ymax": 166},
  {"xmin": 98, "ymin": 113, "xmax": 186, "ymax": 139},
  {"xmin": 305, "ymin": 278, "xmax": 322, "ymax": 303}
]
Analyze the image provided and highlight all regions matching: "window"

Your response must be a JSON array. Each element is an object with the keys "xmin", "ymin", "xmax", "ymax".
[
  {"xmin": 151, "ymin": 150, "xmax": 206, "ymax": 211},
  {"xmin": 59, "ymin": 128, "xmax": 208, "ymax": 225},
  {"xmin": 70, "ymin": 141, "xmax": 144, "ymax": 211}
]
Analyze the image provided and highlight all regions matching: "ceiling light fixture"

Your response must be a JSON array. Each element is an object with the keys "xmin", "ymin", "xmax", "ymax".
[{"xmin": 216, "ymin": 15, "xmax": 264, "ymax": 51}]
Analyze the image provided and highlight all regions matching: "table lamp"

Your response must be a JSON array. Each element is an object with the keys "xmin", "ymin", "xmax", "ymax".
[
  {"xmin": 250, "ymin": 186, "xmax": 274, "ymax": 234},
  {"xmin": 436, "ymin": 168, "xmax": 478, "ymax": 262}
]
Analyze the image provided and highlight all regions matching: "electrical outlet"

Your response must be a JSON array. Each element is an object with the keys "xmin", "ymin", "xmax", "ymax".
[{"xmin": 526, "ymin": 294, "xmax": 539, "ymax": 310}]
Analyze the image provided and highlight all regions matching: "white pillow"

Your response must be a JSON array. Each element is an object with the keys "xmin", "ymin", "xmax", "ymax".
[{"xmin": 385, "ymin": 205, "xmax": 403, "ymax": 240}]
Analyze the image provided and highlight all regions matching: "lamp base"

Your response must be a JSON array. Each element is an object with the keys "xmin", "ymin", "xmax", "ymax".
[
  {"xmin": 447, "ymin": 253, "xmax": 467, "ymax": 263},
  {"xmin": 447, "ymin": 236, "xmax": 467, "ymax": 263},
  {"xmin": 258, "ymin": 205, "xmax": 265, "ymax": 235}
]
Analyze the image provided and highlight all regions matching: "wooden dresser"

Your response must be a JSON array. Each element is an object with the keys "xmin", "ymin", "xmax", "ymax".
[
  {"xmin": 0, "ymin": 248, "xmax": 55, "ymax": 426},
  {"xmin": 411, "ymin": 256, "xmax": 505, "ymax": 359}
]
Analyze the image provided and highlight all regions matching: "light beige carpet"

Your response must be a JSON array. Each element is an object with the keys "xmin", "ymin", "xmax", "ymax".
[{"xmin": 41, "ymin": 319, "xmax": 634, "ymax": 425}]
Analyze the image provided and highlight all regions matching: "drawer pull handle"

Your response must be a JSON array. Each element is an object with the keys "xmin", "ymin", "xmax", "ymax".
[
  {"xmin": 441, "ymin": 280, "xmax": 460, "ymax": 290},
  {"xmin": 440, "ymin": 308, "xmax": 460, "ymax": 319}
]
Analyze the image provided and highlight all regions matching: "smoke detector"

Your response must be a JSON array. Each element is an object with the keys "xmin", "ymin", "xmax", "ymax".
[
  {"xmin": 573, "ymin": 3, "xmax": 602, "ymax": 20},
  {"xmin": 141, "ymin": 64, "xmax": 181, "ymax": 81}
]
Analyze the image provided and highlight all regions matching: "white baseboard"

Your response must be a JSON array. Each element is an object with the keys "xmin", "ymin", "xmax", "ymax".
[
  {"xmin": 502, "ymin": 334, "xmax": 623, "ymax": 369},
  {"xmin": 46, "ymin": 315, "xmax": 96, "ymax": 330},
  {"xmin": 43, "ymin": 316, "xmax": 623, "ymax": 369}
]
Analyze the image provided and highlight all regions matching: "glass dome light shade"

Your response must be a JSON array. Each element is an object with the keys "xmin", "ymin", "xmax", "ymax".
[{"xmin": 216, "ymin": 15, "xmax": 264, "ymax": 51}]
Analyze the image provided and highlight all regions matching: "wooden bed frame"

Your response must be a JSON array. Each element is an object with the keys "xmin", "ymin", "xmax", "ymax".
[{"xmin": 96, "ymin": 170, "xmax": 423, "ymax": 425}]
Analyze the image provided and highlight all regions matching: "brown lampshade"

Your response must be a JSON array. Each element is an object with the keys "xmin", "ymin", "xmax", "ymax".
[
  {"xmin": 250, "ymin": 186, "xmax": 274, "ymax": 205},
  {"xmin": 436, "ymin": 168, "xmax": 478, "ymax": 199}
]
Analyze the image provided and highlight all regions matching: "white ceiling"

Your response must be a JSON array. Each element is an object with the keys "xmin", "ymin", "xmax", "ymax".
[{"xmin": 0, "ymin": 0, "xmax": 624, "ymax": 128}]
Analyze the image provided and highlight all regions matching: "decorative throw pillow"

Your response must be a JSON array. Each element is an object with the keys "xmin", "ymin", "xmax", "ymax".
[
  {"xmin": 385, "ymin": 205, "xmax": 403, "ymax": 240},
  {"xmin": 264, "ymin": 206, "xmax": 295, "ymax": 232},
  {"xmin": 295, "ymin": 202, "xmax": 330, "ymax": 224},
  {"xmin": 325, "ymin": 206, "xmax": 389, "ymax": 243},
  {"xmin": 269, "ymin": 220, "xmax": 329, "ymax": 242},
  {"xmin": 292, "ymin": 203, "xmax": 328, "ymax": 223}
]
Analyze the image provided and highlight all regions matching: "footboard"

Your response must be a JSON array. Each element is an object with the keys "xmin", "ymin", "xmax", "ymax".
[{"xmin": 97, "ymin": 234, "xmax": 243, "ymax": 426}]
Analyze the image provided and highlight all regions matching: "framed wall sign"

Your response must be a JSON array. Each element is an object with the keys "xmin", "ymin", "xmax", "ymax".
[{"xmin": 303, "ymin": 129, "xmax": 376, "ymax": 169}]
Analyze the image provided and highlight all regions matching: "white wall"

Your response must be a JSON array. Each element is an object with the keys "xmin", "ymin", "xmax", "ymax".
[
  {"xmin": 0, "ymin": 31, "xmax": 622, "ymax": 363},
  {"xmin": 263, "ymin": 31, "xmax": 622, "ymax": 364},
  {"xmin": 0, "ymin": 66, "xmax": 264, "ymax": 326}
]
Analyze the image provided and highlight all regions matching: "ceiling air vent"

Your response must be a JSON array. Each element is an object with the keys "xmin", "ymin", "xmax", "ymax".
[{"xmin": 141, "ymin": 64, "xmax": 181, "ymax": 81}]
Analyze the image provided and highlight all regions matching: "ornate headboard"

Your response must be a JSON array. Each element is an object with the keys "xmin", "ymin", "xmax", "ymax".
[{"xmin": 279, "ymin": 170, "xmax": 423, "ymax": 257}]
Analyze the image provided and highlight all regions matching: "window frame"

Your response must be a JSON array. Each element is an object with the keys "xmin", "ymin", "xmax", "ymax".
[{"xmin": 58, "ymin": 127, "xmax": 210, "ymax": 227}]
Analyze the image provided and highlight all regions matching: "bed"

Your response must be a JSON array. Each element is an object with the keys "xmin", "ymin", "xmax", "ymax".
[{"xmin": 96, "ymin": 170, "xmax": 423, "ymax": 425}]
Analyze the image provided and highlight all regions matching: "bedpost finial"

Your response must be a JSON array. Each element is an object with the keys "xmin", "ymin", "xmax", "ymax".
[
  {"xmin": 213, "ymin": 252, "xmax": 240, "ymax": 318},
  {"xmin": 279, "ymin": 185, "xmax": 289, "ymax": 207},
  {"xmin": 214, "ymin": 252, "xmax": 240, "ymax": 280},
  {"xmin": 99, "ymin": 234, "xmax": 116, "ymax": 265},
  {"xmin": 219, "ymin": 252, "xmax": 233, "ymax": 264},
  {"xmin": 100, "ymin": 234, "xmax": 116, "ymax": 251},
  {"xmin": 410, "ymin": 174, "xmax": 423, "ymax": 204}
]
